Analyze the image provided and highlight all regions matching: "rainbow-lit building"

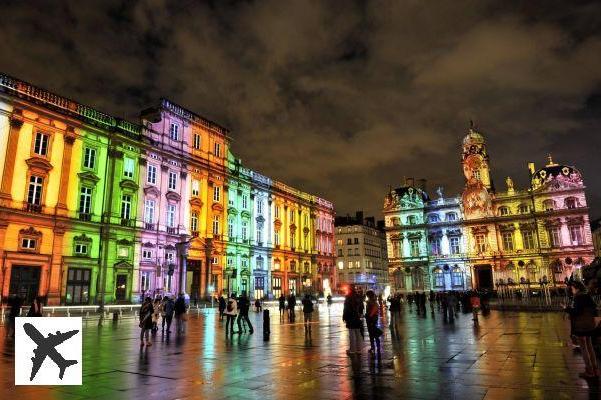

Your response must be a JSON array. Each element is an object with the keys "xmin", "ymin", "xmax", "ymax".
[
  {"xmin": 0, "ymin": 73, "xmax": 335, "ymax": 305},
  {"xmin": 384, "ymin": 124, "xmax": 595, "ymax": 292}
]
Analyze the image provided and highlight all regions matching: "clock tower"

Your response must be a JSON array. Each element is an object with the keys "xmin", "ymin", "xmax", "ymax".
[{"xmin": 461, "ymin": 122, "xmax": 493, "ymax": 219}]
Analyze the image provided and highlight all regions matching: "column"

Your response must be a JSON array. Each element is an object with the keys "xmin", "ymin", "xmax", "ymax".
[
  {"xmin": 47, "ymin": 223, "xmax": 67, "ymax": 305},
  {"xmin": 0, "ymin": 215, "xmax": 8, "ymax": 297},
  {"xmin": 56, "ymin": 129, "xmax": 76, "ymax": 214},
  {"xmin": 0, "ymin": 116, "xmax": 23, "ymax": 206},
  {"xmin": 177, "ymin": 237, "xmax": 190, "ymax": 296}
]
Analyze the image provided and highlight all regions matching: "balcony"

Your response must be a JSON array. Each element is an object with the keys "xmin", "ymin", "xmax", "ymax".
[
  {"xmin": 144, "ymin": 222, "xmax": 155, "ymax": 231},
  {"xmin": 166, "ymin": 226, "xmax": 177, "ymax": 235},
  {"xmin": 24, "ymin": 203, "xmax": 42, "ymax": 213},
  {"xmin": 78, "ymin": 212, "xmax": 92, "ymax": 222},
  {"xmin": 120, "ymin": 218, "xmax": 135, "ymax": 228},
  {"xmin": 191, "ymin": 231, "xmax": 199, "ymax": 238}
]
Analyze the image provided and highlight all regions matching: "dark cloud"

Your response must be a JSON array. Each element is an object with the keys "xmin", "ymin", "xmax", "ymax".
[{"xmin": 1, "ymin": 0, "xmax": 600, "ymax": 218}]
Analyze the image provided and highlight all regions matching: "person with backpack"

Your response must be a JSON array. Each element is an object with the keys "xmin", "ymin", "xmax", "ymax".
[
  {"xmin": 218, "ymin": 294, "xmax": 226, "ymax": 321},
  {"xmin": 365, "ymin": 290, "xmax": 382, "ymax": 356},
  {"xmin": 27, "ymin": 296, "xmax": 44, "ymax": 317},
  {"xmin": 343, "ymin": 287, "xmax": 364, "ymax": 356},
  {"xmin": 162, "ymin": 296, "xmax": 175, "ymax": 334},
  {"xmin": 565, "ymin": 281, "xmax": 599, "ymax": 378},
  {"xmin": 139, "ymin": 297, "xmax": 154, "ymax": 347},
  {"xmin": 224, "ymin": 293, "xmax": 238, "ymax": 336},
  {"xmin": 302, "ymin": 294, "xmax": 314, "ymax": 335},
  {"xmin": 236, "ymin": 291, "xmax": 253, "ymax": 334}
]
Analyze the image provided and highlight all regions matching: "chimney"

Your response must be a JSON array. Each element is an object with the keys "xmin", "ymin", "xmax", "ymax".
[
  {"xmin": 528, "ymin": 162, "xmax": 535, "ymax": 176},
  {"xmin": 418, "ymin": 178, "xmax": 427, "ymax": 192},
  {"xmin": 407, "ymin": 177, "xmax": 415, "ymax": 187}
]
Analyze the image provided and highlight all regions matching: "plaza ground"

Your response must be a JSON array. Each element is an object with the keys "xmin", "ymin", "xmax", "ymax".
[{"xmin": 0, "ymin": 303, "xmax": 598, "ymax": 399}]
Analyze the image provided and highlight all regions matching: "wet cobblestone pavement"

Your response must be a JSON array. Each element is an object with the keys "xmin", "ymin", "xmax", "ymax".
[{"xmin": 1, "ymin": 303, "xmax": 599, "ymax": 399}]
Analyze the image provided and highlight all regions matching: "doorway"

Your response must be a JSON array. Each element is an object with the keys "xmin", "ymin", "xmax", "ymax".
[
  {"xmin": 9, "ymin": 266, "xmax": 40, "ymax": 304},
  {"xmin": 115, "ymin": 274, "xmax": 128, "ymax": 301},
  {"xmin": 475, "ymin": 265, "xmax": 493, "ymax": 289}
]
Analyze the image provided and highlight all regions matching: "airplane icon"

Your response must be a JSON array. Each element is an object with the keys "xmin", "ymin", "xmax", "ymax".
[{"xmin": 23, "ymin": 323, "xmax": 79, "ymax": 381}]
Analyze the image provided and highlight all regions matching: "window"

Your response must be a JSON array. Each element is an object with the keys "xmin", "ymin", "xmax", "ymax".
[
  {"xmin": 141, "ymin": 271, "xmax": 151, "ymax": 291},
  {"xmin": 212, "ymin": 257, "xmax": 219, "ymax": 265},
  {"xmin": 257, "ymin": 200, "xmax": 263, "ymax": 214},
  {"xmin": 391, "ymin": 217, "xmax": 400, "ymax": 226},
  {"xmin": 548, "ymin": 227, "xmax": 561, "ymax": 247},
  {"xmin": 338, "ymin": 249, "xmax": 343, "ymax": 256},
  {"xmin": 117, "ymin": 246, "xmax": 129, "ymax": 258},
  {"xmin": 121, "ymin": 194, "xmax": 132, "ymax": 220},
  {"xmin": 242, "ymin": 195, "xmax": 248, "ymax": 209},
  {"xmin": 543, "ymin": 199, "xmax": 555, "ymax": 211},
  {"xmin": 452, "ymin": 268, "xmax": 463, "ymax": 287},
  {"xmin": 83, "ymin": 147, "xmax": 96, "ymax": 169},
  {"xmin": 212, "ymin": 215, "xmax": 220, "ymax": 235},
  {"xmin": 289, "ymin": 209, "xmax": 295, "ymax": 223},
  {"xmin": 473, "ymin": 169, "xmax": 481, "ymax": 180},
  {"xmin": 475, "ymin": 234, "xmax": 486, "ymax": 253},
  {"xmin": 449, "ymin": 236, "xmax": 460, "ymax": 255},
  {"xmin": 142, "ymin": 249, "xmax": 153, "ymax": 260},
  {"xmin": 214, "ymin": 142, "xmax": 221, "ymax": 157},
  {"xmin": 242, "ymin": 221, "xmax": 248, "ymax": 241},
  {"xmin": 33, "ymin": 132, "xmax": 49, "ymax": 156},
  {"xmin": 428, "ymin": 214, "xmax": 440, "ymax": 223},
  {"xmin": 65, "ymin": 269, "xmax": 91, "ymax": 305},
  {"xmin": 565, "ymin": 197, "xmax": 577, "ymax": 209},
  {"xmin": 430, "ymin": 237, "xmax": 441, "ymax": 255},
  {"xmin": 165, "ymin": 252, "xmax": 175, "ymax": 263},
  {"xmin": 354, "ymin": 238, "xmax": 359, "ymax": 244},
  {"xmin": 257, "ymin": 258, "xmax": 264, "ymax": 270},
  {"xmin": 446, "ymin": 212, "xmax": 457, "ymax": 222},
  {"xmin": 256, "ymin": 228, "xmax": 262, "ymax": 243},
  {"xmin": 274, "ymin": 231, "xmax": 280, "ymax": 246},
  {"xmin": 499, "ymin": 206, "xmax": 510, "ymax": 216},
  {"xmin": 275, "ymin": 206, "xmax": 280, "ymax": 219},
  {"xmin": 74, "ymin": 242, "xmax": 88, "ymax": 256},
  {"xmin": 191, "ymin": 212, "xmax": 198, "ymax": 232},
  {"xmin": 21, "ymin": 238, "xmax": 37, "ymax": 250},
  {"xmin": 167, "ymin": 204, "xmax": 176, "ymax": 228},
  {"xmin": 569, "ymin": 225, "xmax": 583, "ymax": 245},
  {"xmin": 410, "ymin": 239, "xmax": 420, "ymax": 257},
  {"xmin": 522, "ymin": 230, "xmax": 535, "ymax": 250},
  {"xmin": 144, "ymin": 199, "xmax": 155, "ymax": 224},
  {"xmin": 79, "ymin": 187, "xmax": 92, "ymax": 215},
  {"xmin": 228, "ymin": 218, "xmax": 234, "ymax": 238},
  {"xmin": 123, "ymin": 157, "xmax": 134, "ymax": 178},
  {"xmin": 518, "ymin": 204, "xmax": 530, "ymax": 214},
  {"xmin": 147, "ymin": 164, "xmax": 157, "ymax": 185},
  {"xmin": 192, "ymin": 180, "xmax": 200, "ymax": 196},
  {"xmin": 169, "ymin": 123, "xmax": 179, "ymax": 141},
  {"xmin": 502, "ymin": 231, "xmax": 514, "ymax": 251},
  {"xmin": 213, "ymin": 186, "xmax": 221, "ymax": 202},
  {"xmin": 27, "ymin": 175, "xmax": 44, "ymax": 205},
  {"xmin": 193, "ymin": 133, "xmax": 201, "ymax": 149},
  {"xmin": 338, "ymin": 261, "xmax": 344, "ymax": 270},
  {"xmin": 168, "ymin": 171, "xmax": 177, "ymax": 190},
  {"xmin": 407, "ymin": 215, "xmax": 417, "ymax": 225},
  {"xmin": 337, "ymin": 239, "xmax": 343, "ymax": 246},
  {"xmin": 391, "ymin": 240, "xmax": 401, "ymax": 258},
  {"xmin": 347, "ymin": 248, "xmax": 353, "ymax": 256},
  {"xmin": 347, "ymin": 238, "xmax": 352, "ymax": 245},
  {"xmin": 434, "ymin": 270, "xmax": 444, "ymax": 287}
]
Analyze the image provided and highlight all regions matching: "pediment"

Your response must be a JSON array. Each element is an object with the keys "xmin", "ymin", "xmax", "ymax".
[
  {"xmin": 190, "ymin": 198, "xmax": 203, "ymax": 208},
  {"xmin": 256, "ymin": 215, "xmax": 265, "ymax": 223},
  {"xmin": 114, "ymin": 260, "xmax": 133, "ymax": 270},
  {"xmin": 212, "ymin": 202, "xmax": 224, "ymax": 212},
  {"xmin": 120, "ymin": 179, "xmax": 139, "ymax": 191},
  {"xmin": 241, "ymin": 210, "xmax": 251, "ymax": 218},
  {"xmin": 228, "ymin": 206, "xmax": 239, "ymax": 215},
  {"xmin": 26, "ymin": 157, "xmax": 53, "ymax": 174},
  {"xmin": 166, "ymin": 191, "xmax": 181, "ymax": 202},
  {"xmin": 144, "ymin": 186, "xmax": 160, "ymax": 197},
  {"xmin": 78, "ymin": 171, "xmax": 100, "ymax": 185}
]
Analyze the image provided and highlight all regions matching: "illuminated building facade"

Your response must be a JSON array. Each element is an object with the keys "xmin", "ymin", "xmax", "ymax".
[
  {"xmin": 0, "ymin": 73, "xmax": 335, "ymax": 305},
  {"xmin": 384, "ymin": 124, "xmax": 594, "ymax": 292}
]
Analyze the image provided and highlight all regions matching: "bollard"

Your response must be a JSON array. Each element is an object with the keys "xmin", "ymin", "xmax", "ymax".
[{"xmin": 263, "ymin": 309, "xmax": 270, "ymax": 341}]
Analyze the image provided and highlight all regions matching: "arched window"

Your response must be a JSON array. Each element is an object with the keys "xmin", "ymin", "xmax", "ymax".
[
  {"xmin": 518, "ymin": 204, "xmax": 530, "ymax": 214},
  {"xmin": 565, "ymin": 197, "xmax": 578, "ymax": 209},
  {"xmin": 428, "ymin": 214, "xmax": 440, "ymax": 223},
  {"xmin": 407, "ymin": 215, "xmax": 417, "ymax": 225},
  {"xmin": 446, "ymin": 212, "xmax": 457, "ymax": 222},
  {"xmin": 542, "ymin": 199, "xmax": 555, "ymax": 211},
  {"xmin": 452, "ymin": 266, "xmax": 464, "ymax": 287},
  {"xmin": 498, "ymin": 206, "xmax": 510, "ymax": 216},
  {"xmin": 433, "ymin": 268, "xmax": 444, "ymax": 287}
]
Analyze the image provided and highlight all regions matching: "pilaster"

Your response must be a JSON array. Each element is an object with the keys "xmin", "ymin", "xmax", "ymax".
[{"xmin": 0, "ymin": 115, "xmax": 23, "ymax": 206}]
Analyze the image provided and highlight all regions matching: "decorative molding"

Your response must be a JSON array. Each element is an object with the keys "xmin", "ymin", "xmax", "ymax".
[
  {"xmin": 19, "ymin": 226, "xmax": 42, "ymax": 237},
  {"xmin": 78, "ymin": 171, "xmax": 100, "ymax": 185},
  {"xmin": 26, "ymin": 157, "xmax": 53, "ymax": 174},
  {"xmin": 74, "ymin": 234, "xmax": 93, "ymax": 243},
  {"xmin": 189, "ymin": 198, "xmax": 203, "ymax": 208},
  {"xmin": 119, "ymin": 179, "xmax": 139, "ymax": 191},
  {"xmin": 143, "ymin": 186, "xmax": 160, "ymax": 197}
]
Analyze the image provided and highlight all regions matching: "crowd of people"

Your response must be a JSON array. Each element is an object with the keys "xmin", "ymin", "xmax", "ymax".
[{"xmin": 138, "ymin": 293, "xmax": 187, "ymax": 346}]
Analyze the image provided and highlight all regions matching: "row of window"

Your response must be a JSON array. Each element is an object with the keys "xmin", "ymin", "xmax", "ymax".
[
  {"xmin": 473, "ymin": 225, "xmax": 584, "ymax": 253},
  {"xmin": 168, "ymin": 122, "xmax": 222, "ymax": 157}
]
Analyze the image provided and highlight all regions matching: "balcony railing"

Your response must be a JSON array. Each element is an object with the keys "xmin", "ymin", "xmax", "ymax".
[
  {"xmin": 120, "ymin": 218, "xmax": 135, "ymax": 228},
  {"xmin": 144, "ymin": 222, "xmax": 155, "ymax": 231},
  {"xmin": 24, "ymin": 203, "xmax": 42, "ymax": 213},
  {"xmin": 78, "ymin": 212, "xmax": 92, "ymax": 222},
  {"xmin": 166, "ymin": 227, "xmax": 177, "ymax": 234}
]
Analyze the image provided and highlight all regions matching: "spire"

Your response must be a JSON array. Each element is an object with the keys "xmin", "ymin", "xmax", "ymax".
[{"xmin": 546, "ymin": 154, "xmax": 557, "ymax": 167}]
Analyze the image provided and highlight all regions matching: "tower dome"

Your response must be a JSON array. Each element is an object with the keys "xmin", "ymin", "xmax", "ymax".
[{"xmin": 462, "ymin": 120, "xmax": 485, "ymax": 146}]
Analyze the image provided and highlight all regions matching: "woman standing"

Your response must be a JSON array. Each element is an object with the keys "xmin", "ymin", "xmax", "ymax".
[
  {"xmin": 139, "ymin": 297, "xmax": 154, "ymax": 347},
  {"xmin": 566, "ymin": 281, "xmax": 599, "ymax": 378},
  {"xmin": 151, "ymin": 297, "xmax": 162, "ymax": 332},
  {"xmin": 343, "ymin": 287, "xmax": 364, "ymax": 356},
  {"xmin": 365, "ymin": 290, "xmax": 381, "ymax": 356}
]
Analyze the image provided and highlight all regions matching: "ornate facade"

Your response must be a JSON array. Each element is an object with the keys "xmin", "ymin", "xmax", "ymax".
[
  {"xmin": 384, "ymin": 125, "xmax": 594, "ymax": 292},
  {"xmin": 0, "ymin": 73, "xmax": 335, "ymax": 305}
]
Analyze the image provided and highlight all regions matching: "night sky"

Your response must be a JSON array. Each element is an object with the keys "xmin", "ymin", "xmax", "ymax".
[{"xmin": 1, "ymin": 0, "xmax": 600, "ymax": 219}]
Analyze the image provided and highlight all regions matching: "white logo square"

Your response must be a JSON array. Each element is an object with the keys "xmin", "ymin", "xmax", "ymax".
[{"xmin": 15, "ymin": 317, "xmax": 82, "ymax": 385}]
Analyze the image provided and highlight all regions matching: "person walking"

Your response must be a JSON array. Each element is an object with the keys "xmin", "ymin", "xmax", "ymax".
[
  {"xmin": 255, "ymin": 298, "xmax": 262, "ymax": 313},
  {"xmin": 565, "ymin": 281, "xmax": 599, "ymax": 379},
  {"xmin": 388, "ymin": 293, "xmax": 401, "ymax": 337},
  {"xmin": 151, "ymin": 297, "xmax": 162, "ymax": 332},
  {"xmin": 429, "ymin": 290, "xmax": 435, "ymax": 314},
  {"xmin": 218, "ymin": 294, "xmax": 226, "ymax": 321},
  {"xmin": 278, "ymin": 294, "xmax": 286, "ymax": 320},
  {"xmin": 224, "ymin": 293, "xmax": 238, "ymax": 336},
  {"xmin": 236, "ymin": 291, "xmax": 254, "ymax": 334},
  {"xmin": 365, "ymin": 290, "xmax": 382, "ymax": 356},
  {"xmin": 302, "ymin": 294, "xmax": 314, "ymax": 335},
  {"xmin": 470, "ymin": 291, "xmax": 480, "ymax": 324},
  {"xmin": 139, "ymin": 297, "xmax": 154, "ymax": 347},
  {"xmin": 6, "ymin": 295, "xmax": 23, "ymax": 338},
  {"xmin": 174, "ymin": 293, "xmax": 187, "ymax": 334},
  {"xmin": 162, "ymin": 296, "xmax": 175, "ymax": 334},
  {"xmin": 27, "ymin": 296, "xmax": 44, "ymax": 317},
  {"xmin": 448, "ymin": 291, "xmax": 457, "ymax": 323},
  {"xmin": 343, "ymin": 287, "xmax": 364, "ymax": 356},
  {"xmin": 287, "ymin": 292, "xmax": 297, "ymax": 323}
]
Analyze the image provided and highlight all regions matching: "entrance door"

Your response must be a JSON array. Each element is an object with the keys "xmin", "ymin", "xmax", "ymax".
[
  {"xmin": 9, "ymin": 266, "xmax": 40, "ymax": 304},
  {"xmin": 115, "ymin": 274, "xmax": 128, "ymax": 301},
  {"xmin": 476, "ymin": 265, "xmax": 493, "ymax": 289}
]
